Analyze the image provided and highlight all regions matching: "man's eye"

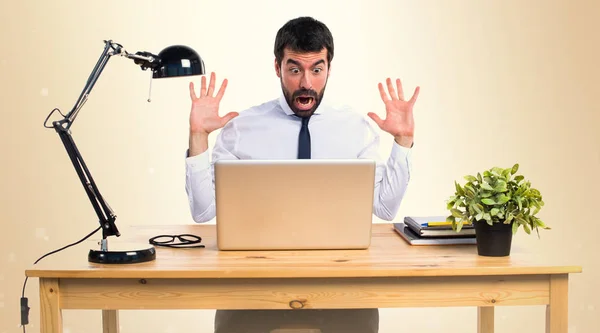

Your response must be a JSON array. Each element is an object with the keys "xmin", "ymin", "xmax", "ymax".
[
  {"xmin": 290, "ymin": 68, "xmax": 300, "ymax": 74},
  {"xmin": 313, "ymin": 68, "xmax": 322, "ymax": 73}
]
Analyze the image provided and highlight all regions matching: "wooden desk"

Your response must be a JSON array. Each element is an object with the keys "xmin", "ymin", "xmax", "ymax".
[{"xmin": 26, "ymin": 223, "xmax": 582, "ymax": 333}]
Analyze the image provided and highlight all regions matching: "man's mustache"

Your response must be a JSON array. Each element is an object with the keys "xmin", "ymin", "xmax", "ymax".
[{"xmin": 292, "ymin": 89, "xmax": 318, "ymax": 99}]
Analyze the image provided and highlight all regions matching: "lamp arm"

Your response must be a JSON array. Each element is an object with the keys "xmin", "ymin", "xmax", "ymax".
[
  {"xmin": 45, "ymin": 39, "xmax": 158, "ymax": 242},
  {"xmin": 65, "ymin": 40, "xmax": 117, "ymax": 126},
  {"xmin": 65, "ymin": 40, "xmax": 159, "ymax": 126},
  {"xmin": 52, "ymin": 119, "xmax": 120, "ymax": 239},
  {"xmin": 126, "ymin": 52, "xmax": 160, "ymax": 70},
  {"xmin": 46, "ymin": 40, "xmax": 124, "ymax": 240}
]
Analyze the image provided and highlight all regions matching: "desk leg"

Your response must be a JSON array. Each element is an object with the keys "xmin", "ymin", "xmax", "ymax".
[
  {"xmin": 40, "ymin": 278, "xmax": 62, "ymax": 333},
  {"xmin": 546, "ymin": 274, "xmax": 568, "ymax": 333},
  {"xmin": 477, "ymin": 307, "xmax": 494, "ymax": 333},
  {"xmin": 102, "ymin": 310, "xmax": 120, "ymax": 333}
]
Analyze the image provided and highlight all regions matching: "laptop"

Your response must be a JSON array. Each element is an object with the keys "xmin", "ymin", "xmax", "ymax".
[{"xmin": 214, "ymin": 159, "xmax": 376, "ymax": 250}]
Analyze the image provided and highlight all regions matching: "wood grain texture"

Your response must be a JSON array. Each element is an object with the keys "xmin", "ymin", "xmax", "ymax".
[
  {"xmin": 40, "ymin": 278, "xmax": 62, "ymax": 333},
  {"xmin": 25, "ymin": 224, "xmax": 582, "ymax": 279},
  {"xmin": 546, "ymin": 274, "xmax": 569, "ymax": 333},
  {"xmin": 58, "ymin": 275, "xmax": 550, "ymax": 310},
  {"xmin": 478, "ymin": 307, "xmax": 494, "ymax": 333},
  {"xmin": 102, "ymin": 310, "xmax": 119, "ymax": 333}
]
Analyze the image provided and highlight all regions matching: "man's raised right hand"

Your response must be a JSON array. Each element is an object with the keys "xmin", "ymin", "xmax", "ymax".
[
  {"xmin": 188, "ymin": 72, "xmax": 238, "ymax": 157},
  {"xmin": 189, "ymin": 72, "xmax": 238, "ymax": 135}
]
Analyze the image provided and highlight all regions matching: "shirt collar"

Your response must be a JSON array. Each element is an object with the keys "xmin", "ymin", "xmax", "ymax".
[{"xmin": 278, "ymin": 93, "xmax": 326, "ymax": 116}]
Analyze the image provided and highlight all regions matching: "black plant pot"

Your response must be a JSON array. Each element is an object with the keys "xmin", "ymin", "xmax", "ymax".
[{"xmin": 474, "ymin": 221, "xmax": 513, "ymax": 256}]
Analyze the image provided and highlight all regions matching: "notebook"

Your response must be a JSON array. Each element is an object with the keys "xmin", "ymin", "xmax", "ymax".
[
  {"xmin": 393, "ymin": 223, "xmax": 477, "ymax": 246},
  {"xmin": 404, "ymin": 215, "xmax": 475, "ymax": 237}
]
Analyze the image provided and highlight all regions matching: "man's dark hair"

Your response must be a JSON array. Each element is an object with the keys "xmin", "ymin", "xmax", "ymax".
[{"xmin": 274, "ymin": 16, "xmax": 334, "ymax": 68}]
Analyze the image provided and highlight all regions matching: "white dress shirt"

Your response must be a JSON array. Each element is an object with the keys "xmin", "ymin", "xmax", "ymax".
[{"xmin": 185, "ymin": 94, "xmax": 413, "ymax": 223}]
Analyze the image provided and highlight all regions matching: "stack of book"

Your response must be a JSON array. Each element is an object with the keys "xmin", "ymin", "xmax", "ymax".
[{"xmin": 393, "ymin": 216, "xmax": 477, "ymax": 245}]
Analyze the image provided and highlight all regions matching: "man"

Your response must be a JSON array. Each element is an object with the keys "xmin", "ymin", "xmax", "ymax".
[{"xmin": 185, "ymin": 16, "xmax": 419, "ymax": 333}]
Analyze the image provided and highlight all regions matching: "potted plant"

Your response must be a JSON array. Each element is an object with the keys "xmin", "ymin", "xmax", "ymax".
[{"xmin": 446, "ymin": 163, "xmax": 550, "ymax": 256}]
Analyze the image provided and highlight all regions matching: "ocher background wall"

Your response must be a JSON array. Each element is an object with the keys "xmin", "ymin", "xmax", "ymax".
[{"xmin": 1, "ymin": 0, "xmax": 598, "ymax": 332}]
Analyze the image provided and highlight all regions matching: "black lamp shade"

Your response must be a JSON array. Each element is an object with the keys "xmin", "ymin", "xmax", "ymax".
[{"xmin": 153, "ymin": 45, "xmax": 205, "ymax": 79}]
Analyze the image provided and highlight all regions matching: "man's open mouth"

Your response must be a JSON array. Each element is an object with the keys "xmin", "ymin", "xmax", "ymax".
[
  {"xmin": 294, "ymin": 96, "xmax": 315, "ymax": 110},
  {"xmin": 297, "ymin": 97, "xmax": 313, "ymax": 105}
]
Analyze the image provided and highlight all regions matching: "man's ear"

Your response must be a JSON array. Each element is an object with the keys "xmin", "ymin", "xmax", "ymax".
[{"xmin": 274, "ymin": 58, "xmax": 281, "ymax": 78}]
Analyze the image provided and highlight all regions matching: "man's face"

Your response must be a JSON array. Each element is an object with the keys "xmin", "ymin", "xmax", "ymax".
[{"xmin": 275, "ymin": 48, "xmax": 330, "ymax": 118}]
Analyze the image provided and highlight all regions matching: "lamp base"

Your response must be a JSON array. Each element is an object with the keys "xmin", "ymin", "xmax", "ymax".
[{"xmin": 88, "ymin": 242, "xmax": 156, "ymax": 264}]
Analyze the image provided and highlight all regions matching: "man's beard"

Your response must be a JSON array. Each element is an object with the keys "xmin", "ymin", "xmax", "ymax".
[{"xmin": 281, "ymin": 80, "xmax": 326, "ymax": 118}]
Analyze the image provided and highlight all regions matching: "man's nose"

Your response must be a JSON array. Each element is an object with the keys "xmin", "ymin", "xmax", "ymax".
[{"xmin": 300, "ymin": 74, "xmax": 312, "ymax": 89}]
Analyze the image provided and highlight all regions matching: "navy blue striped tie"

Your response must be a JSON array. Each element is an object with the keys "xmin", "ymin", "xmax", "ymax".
[{"xmin": 297, "ymin": 116, "xmax": 311, "ymax": 159}]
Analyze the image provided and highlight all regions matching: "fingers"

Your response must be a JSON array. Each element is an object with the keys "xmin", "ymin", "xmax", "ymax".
[
  {"xmin": 220, "ymin": 111, "xmax": 239, "ymax": 126},
  {"xmin": 386, "ymin": 78, "xmax": 398, "ymax": 100},
  {"xmin": 379, "ymin": 78, "xmax": 405, "ymax": 101},
  {"xmin": 367, "ymin": 112, "xmax": 384, "ymax": 128},
  {"xmin": 195, "ymin": 72, "xmax": 228, "ymax": 99},
  {"xmin": 409, "ymin": 86, "xmax": 420, "ymax": 104},
  {"xmin": 189, "ymin": 82, "xmax": 197, "ymax": 100},
  {"xmin": 215, "ymin": 78, "xmax": 228, "ymax": 101},
  {"xmin": 207, "ymin": 72, "xmax": 216, "ymax": 96},
  {"xmin": 378, "ymin": 83, "xmax": 390, "ymax": 102},
  {"xmin": 201, "ymin": 75, "xmax": 207, "ymax": 96},
  {"xmin": 380, "ymin": 77, "xmax": 419, "ymax": 103},
  {"xmin": 396, "ymin": 78, "xmax": 404, "ymax": 100}
]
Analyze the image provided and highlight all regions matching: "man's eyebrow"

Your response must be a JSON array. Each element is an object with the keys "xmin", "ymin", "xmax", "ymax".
[
  {"xmin": 285, "ymin": 59, "xmax": 326, "ymax": 67},
  {"xmin": 312, "ymin": 59, "xmax": 325, "ymax": 67},
  {"xmin": 286, "ymin": 59, "xmax": 302, "ymax": 66}
]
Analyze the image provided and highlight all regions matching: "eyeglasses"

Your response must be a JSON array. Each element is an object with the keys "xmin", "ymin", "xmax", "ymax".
[{"xmin": 149, "ymin": 234, "xmax": 205, "ymax": 248}]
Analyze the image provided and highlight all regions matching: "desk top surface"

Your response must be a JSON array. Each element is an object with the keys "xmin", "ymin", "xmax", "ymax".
[{"xmin": 25, "ymin": 224, "xmax": 582, "ymax": 279}]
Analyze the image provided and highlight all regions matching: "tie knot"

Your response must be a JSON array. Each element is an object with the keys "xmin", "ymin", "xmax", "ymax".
[{"xmin": 301, "ymin": 116, "xmax": 310, "ymax": 126}]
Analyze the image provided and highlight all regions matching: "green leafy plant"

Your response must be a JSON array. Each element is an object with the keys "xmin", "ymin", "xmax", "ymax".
[{"xmin": 446, "ymin": 163, "xmax": 550, "ymax": 237}]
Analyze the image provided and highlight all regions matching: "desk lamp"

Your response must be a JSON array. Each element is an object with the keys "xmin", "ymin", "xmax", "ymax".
[{"xmin": 44, "ymin": 40, "xmax": 205, "ymax": 264}]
